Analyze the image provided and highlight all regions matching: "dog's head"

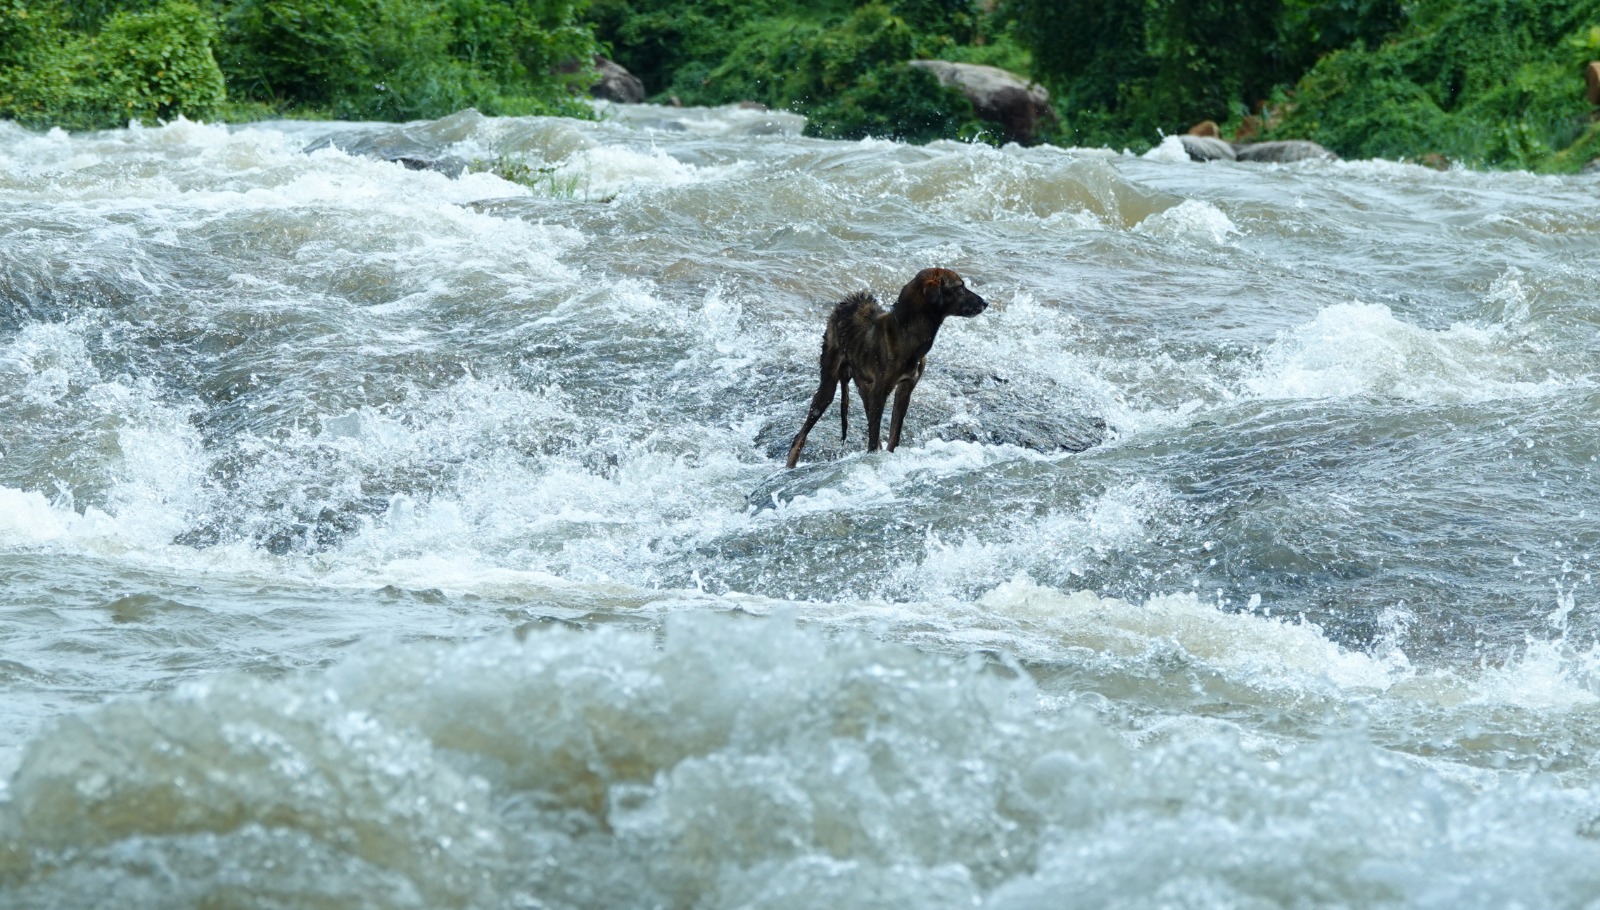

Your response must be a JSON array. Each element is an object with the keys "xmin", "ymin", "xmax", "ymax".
[{"xmin": 907, "ymin": 268, "xmax": 988, "ymax": 318}]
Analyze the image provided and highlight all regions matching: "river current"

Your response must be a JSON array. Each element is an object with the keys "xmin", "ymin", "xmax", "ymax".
[{"xmin": 3, "ymin": 104, "xmax": 1600, "ymax": 907}]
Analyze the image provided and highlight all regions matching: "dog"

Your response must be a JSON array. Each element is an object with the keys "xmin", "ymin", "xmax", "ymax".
[{"xmin": 785, "ymin": 268, "xmax": 987, "ymax": 468}]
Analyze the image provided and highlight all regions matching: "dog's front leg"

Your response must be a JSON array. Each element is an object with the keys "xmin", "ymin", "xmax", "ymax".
[
  {"xmin": 838, "ymin": 378, "xmax": 850, "ymax": 440},
  {"xmin": 861, "ymin": 383, "xmax": 890, "ymax": 452}
]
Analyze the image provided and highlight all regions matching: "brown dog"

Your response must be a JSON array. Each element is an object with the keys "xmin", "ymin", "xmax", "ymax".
[{"xmin": 785, "ymin": 268, "xmax": 987, "ymax": 468}]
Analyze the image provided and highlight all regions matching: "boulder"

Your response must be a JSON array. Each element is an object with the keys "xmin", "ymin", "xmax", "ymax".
[
  {"xmin": 1587, "ymin": 61, "xmax": 1600, "ymax": 106},
  {"xmin": 1186, "ymin": 120, "xmax": 1222, "ymax": 138},
  {"xmin": 1179, "ymin": 135, "xmax": 1237, "ymax": 162},
  {"xmin": 752, "ymin": 369, "xmax": 1106, "ymax": 468},
  {"xmin": 1234, "ymin": 140, "xmax": 1338, "ymax": 163},
  {"xmin": 908, "ymin": 60, "xmax": 1056, "ymax": 145},
  {"xmin": 590, "ymin": 56, "xmax": 646, "ymax": 104}
]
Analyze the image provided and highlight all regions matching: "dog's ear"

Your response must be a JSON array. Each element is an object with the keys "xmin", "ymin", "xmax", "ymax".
[{"xmin": 921, "ymin": 275, "xmax": 943, "ymax": 309}]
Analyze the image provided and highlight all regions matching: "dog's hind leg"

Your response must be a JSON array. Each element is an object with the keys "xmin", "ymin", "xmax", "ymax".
[{"xmin": 786, "ymin": 373, "xmax": 839, "ymax": 468}]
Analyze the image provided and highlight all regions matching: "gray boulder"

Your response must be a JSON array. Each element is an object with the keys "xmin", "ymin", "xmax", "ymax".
[
  {"xmin": 590, "ymin": 56, "xmax": 646, "ymax": 104},
  {"xmin": 1180, "ymin": 135, "xmax": 1237, "ymax": 162},
  {"xmin": 1234, "ymin": 140, "xmax": 1338, "ymax": 163},
  {"xmin": 908, "ymin": 60, "xmax": 1056, "ymax": 145}
]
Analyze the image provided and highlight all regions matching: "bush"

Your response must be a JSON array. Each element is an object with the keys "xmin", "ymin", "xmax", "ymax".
[
  {"xmin": 1272, "ymin": 0, "xmax": 1600, "ymax": 169},
  {"xmin": 648, "ymin": 3, "xmax": 987, "ymax": 141},
  {"xmin": 0, "ymin": 0, "xmax": 225, "ymax": 130},
  {"xmin": 217, "ymin": 0, "xmax": 597, "ymax": 120},
  {"xmin": 998, "ymin": 0, "xmax": 1404, "ymax": 148}
]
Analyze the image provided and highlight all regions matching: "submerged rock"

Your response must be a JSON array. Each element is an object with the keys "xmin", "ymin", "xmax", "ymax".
[
  {"xmin": 1179, "ymin": 135, "xmax": 1237, "ymax": 162},
  {"xmin": 1234, "ymin": 140, "xmax": 1338, "ymax": 163},
  {"xmin": 908, "ymin": 60, "xmax": 1056, "ymax": 145},
  {"xmin": 755, "ymin": 369, "xmax": 1107, "ymax": 474},
  {"xmin": 1178, "ymin": 136, "xmax": 1337, "ymax": 164}
]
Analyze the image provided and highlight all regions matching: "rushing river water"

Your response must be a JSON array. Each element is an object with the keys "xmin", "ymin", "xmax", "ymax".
[{"xmin": 4, "ymin": 104, "xmax": 1600, "ymax": 907}]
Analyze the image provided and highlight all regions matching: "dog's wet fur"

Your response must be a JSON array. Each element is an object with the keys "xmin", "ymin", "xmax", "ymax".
[{"xmin": 786, "ymin": 268, "xmax": 987, "ymax": 468}]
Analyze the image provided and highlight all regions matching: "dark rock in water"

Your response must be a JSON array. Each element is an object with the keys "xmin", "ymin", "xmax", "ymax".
[
  {"xmin": 1234, "ymin": 140, "xmax": 1338, "ymax": 163},
  {"xmin": 589, "ymin": 56, "xmax": 646, "ymax": 104},
  {"xmin": 1180, "ymin": 135, "xmax": 1237, "ymax": 162},
  {"xmin": 302, "ymin": 136, "xmax": 469, "ymax": 177},
  {"xmin": 948, "ymin": 412, "xmax": 1106, "ymax": 453},
  {"xmin": 754, "ymin": 368, "xmax": 1107, "ymax": 471},
  {"xmin": 176, "ymin": 497, "xmax": 390, "ymax": 554},
  {"xmin": 908, "ymin": 60, "xmax": 1056, "ymax": 145}
]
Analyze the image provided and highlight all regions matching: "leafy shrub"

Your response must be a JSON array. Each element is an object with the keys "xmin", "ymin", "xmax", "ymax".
[
  {"xmin": 1272, "ymin": 0, "xmax": 1600, "ymax": 169},
  {"xmin": 0, "ymin": 0, "xmax": 225, "ymax": 130},
  {"xmin": 805, "ymin": 61, "xmax": 988, "ymax": 142},
  {"xmin": 998, "ymin": 0, "xmax": 1404, "ymax": 147},
  {"xmin": 218, "ymin": 0, "xmax": 597, "ymax": 120},
  {"xmin": 652, "ymin": 3, "xmax": 986, "ymax": 141}
]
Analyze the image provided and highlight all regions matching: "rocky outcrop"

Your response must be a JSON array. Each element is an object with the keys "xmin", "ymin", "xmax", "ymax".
[
  {"xmin": 1180, "ymin": 135, "xmax": 1237, "ymax": 162},
  {"xmin": 589, "ymin": 56, "xmax": 646, "ymax": 104},
  {"xmin": 1178, "ymin": 120, "xmax": 1338, "ymax": 164},
  {"xmin": 752, "ymin": 370, "xmax": 1105, "ymax": 468},
  {"xmin": 908, "ymin": 60, "xmax": 1055, "ymax": 145},
  {"xmin": 1234, "ymin": 140, "xmax": 1338, "ymax": 163}
]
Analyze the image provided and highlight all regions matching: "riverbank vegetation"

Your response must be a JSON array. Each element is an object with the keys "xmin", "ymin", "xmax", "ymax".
[{"xmin": 2, "ymin": 0, "xmax": 1599, "ymax": 170}]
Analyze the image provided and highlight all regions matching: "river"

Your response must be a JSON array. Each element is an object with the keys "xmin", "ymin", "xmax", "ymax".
[{"xmin": 3, "ymin": 104, "xmax": 1600, "ymax": 907}]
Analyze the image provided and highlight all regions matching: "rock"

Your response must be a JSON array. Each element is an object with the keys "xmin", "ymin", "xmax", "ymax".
[
  {"xmin": 1187, "ymin": 120, "xmax": 1222, "ymax": 138},
  {"xmin": 1233, "ymin": 140, "xmax": 1338, "ymax": 163},
  {"xmin": 1583, "ymin": 158, "xmax": 1600, "ymax": 174},
  {"xmin": 1587, "ymin": 61, "xmax": 1600, "ymax": 106},
  {"xmin": 753, "ymin": 369, "xmax": 1106, "ymax": 467},
  {"xmin": 908, "ymin": 60, "xmax": 1056, "ymax": 145},
  {"xmin": 590, "ymin": 56, "xmax": 646, "ymax": 104},
  {"xmin": 1180, "ymin": 135, "xmax": 1237, "ymax": 162}
]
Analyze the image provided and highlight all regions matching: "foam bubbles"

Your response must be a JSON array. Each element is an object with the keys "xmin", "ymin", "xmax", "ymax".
[
  {"xmin": 1140, "ymin": 133, "xmax": 1195, "ymax": 164},
  {"xmin": 1246, "ymin": 302, "xmax": 1564, "ymax": 403},
  {"xmin": 1135, "ymin": 198, "xmax": 1239, "ymax": 244}
]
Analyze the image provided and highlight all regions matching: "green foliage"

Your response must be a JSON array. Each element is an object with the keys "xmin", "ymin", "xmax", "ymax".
[
  {"xmin": 1272, "ymin": 0, "xmax": 1600, "ymax": 170},
  {"xmin": 472, "ymin": 151, "xmax": 601, "ymax": 198},
  {"xmin": 219, "ymin": 0, "xmax": 598, "ymax": 120},
  {"xmin": 805, "ymin": 61, "xmax": 989, "ymax": 142},
  {"xmin": 219, "ymin": 0, "xmax": 474, "ymax": 119},
  {"xmin": 999, "ymin": 0, "xmax": 1403, "ymax": 147},
  {"xmin": 1, "ymin": 0, "xmax": 601, "ymax": 129},
  {"xmin": 592, "ymin": 0, "xmax": 987, "ymax": 142},
  {"xmin": 0, "ymin": 0, "xmax": 225, "ymax": 130}
]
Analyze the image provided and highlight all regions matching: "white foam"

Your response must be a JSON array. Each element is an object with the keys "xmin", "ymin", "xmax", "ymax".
[
  {"xmin": 1141, "ymin": 133, "xmax": 1194, "ymax": 163},
  {"xmin": 1135, "ymin": 198, "xmax": 1239, "ymax": 244},
  {"xmin": 974, "ymin": 574, "xmax": 1404, "ymax": 690},
  {"xmin": 1246, "ymin": 301, "xmax": 1566, "ymax": 403}
]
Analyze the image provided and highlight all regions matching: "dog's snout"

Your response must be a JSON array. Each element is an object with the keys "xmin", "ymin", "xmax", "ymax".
[{"xmin": 957, "ymin": 288, "xmax": 988, "ymax": 317}]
